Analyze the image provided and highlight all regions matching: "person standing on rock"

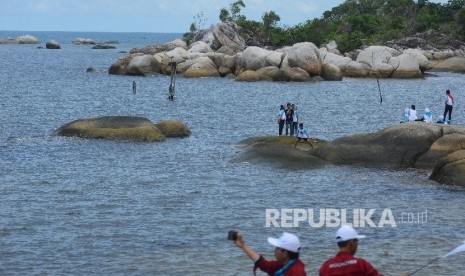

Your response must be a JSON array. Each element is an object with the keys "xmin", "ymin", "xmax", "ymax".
[
  {"xmin": 286, "ymin": 103, "xmax": 294, "ymax": 136},
  {"xmin": 292, "ymin": 104, "xmax": 299, "ymax": 135},
  {"xmin": 278, "ymin": 105, "xmax": 286, "ymax": 135},
  {"xmin": 443, "ymin": 89, "xmax": 454, "ymax": 123}
]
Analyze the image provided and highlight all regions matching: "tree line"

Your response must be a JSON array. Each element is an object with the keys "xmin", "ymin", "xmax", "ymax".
[{"xmin": 188, "ymin": 0, "xmax": 465, "ymax": 53}]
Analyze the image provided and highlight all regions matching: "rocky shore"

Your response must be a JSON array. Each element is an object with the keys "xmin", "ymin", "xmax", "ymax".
[
  {"xmin": 237, "ymin": 123, "xmax": 465, "ymax": 187},
  {"xmin": 108, "ymin": 22, "xmax": 465, "ymax": 81}
]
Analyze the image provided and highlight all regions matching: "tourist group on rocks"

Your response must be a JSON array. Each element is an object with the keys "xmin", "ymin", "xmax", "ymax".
[
  {"xmin": 278, "ymin": 102, "xmax": 313, "ymax": 148},
  {"xmin": 402, "ymin": 89, "xmax": 455, "ymax": 124}
]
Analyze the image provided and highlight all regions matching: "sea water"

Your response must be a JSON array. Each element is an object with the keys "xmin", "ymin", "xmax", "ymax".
[{"xmin": 1, "ymin": 31, "xmax": 465, "ymax": 275}]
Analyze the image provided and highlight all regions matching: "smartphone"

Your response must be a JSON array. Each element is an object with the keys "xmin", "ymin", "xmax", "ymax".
[{"xmin": 228, "ymin": 230, "xmax": 238, "ymax": 241}]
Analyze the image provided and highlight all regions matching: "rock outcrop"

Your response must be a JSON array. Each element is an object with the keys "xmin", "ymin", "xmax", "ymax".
[
  {"xmin": 236, "ymin": 136, "xmax": 328, "ymax": 168},
  {"xmin": 193, "ymin": 21, "xmax": 246, "ymax": 52},
  {"xmin": 0, "ymin": 35, "xmax": 40, "ymax": 44},
  {"xmin": 92, "ymin": 44, "xmax": 116, "ymax": 49},
  {"xmin": 72, "ymin": 38, "xmax": 96, "ymax": 45},
  {"xmin": 311, "ymin": 123, "xmax": 465, "ymax": 167},
  {"xmin": 155, "ymin": 120, "xmax": 191, "ymax": 138},
  {"xmin": 46, "ymin": 40, "xmax": 61, "ymax": 49},
  {"xmin": 129, "ymin": 39, "xmax": 187, "ymax": 55},
  {"xmin": 54, "ymin": 116, "xmax": 191, "ymax": 142},
  {"xmin": 108, "ymin": 23, "xmax": 465, "ymax": 81},
  {"xmin": 238, "ymin": 123, "xmax": 465, "ymax": 187},
  {"xmin": 430, "ymin": 57, "xmax": 465, "ymax": 72},
  {"xmin": 430, "ymin": 150, "xmax": 465, "ymax": 186},
  {"xmin": 286, "ymin": 42, "xmax": 322, "ymax": 76}
]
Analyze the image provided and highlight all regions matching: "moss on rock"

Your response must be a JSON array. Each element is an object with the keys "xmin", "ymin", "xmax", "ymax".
[
  {"xmin": 237, "ymin": 136, "xmax": 328, "ymax": 168},
  {"xmin": 54, "ymin": 116, "xmax": 166, "ymax": 142},
  {"xmin": 155, "ymin": 120, "xmax": 191, "ymax": 138}
]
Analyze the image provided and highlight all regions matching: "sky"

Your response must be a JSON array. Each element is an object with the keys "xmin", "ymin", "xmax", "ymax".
[{"xmin": 0, "ymin": 0, "xmax": 451, "ymax": 33}]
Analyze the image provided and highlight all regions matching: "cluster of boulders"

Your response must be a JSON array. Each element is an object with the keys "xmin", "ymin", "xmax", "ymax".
[
  {"xmin": 72, "ymin": 37, "xmax": 118, "ymax": 49},
  {"xmin": 72, "ymin": 38, "xmax": 119, "ymax": 45},
  {"xmin": 108, "ymin": 22, "xmax": 465, "ymax": 81},
  {"xmin": 0, "ymin": 35, "xmax": 119, "ymax": 50},
  {"xmin": 54, "ymin": 116, "xmax": 191, "ymax": 142},
  {"xmin": 0, "ymin": 35, "xmax": 40, "ymax": 44},
  {"xmin": 239, "ymin": 123, "xmax": 465, "ymax": 187}
]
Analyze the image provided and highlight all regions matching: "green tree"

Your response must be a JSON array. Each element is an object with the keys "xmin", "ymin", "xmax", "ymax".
[
  {"xmin": 210, "ymin": 0, "xmax": 465, "ymax": 52},
  {"xmin": 230, "ymin": 0, "xmax": 245, "ymax": 21},
  {"xmin": 262, "ymin": 11, "xmax": 281, "ymax": 45},
  {"xmin": 219, "ymin": 8, "xmax": 230, "ymax": 22}
]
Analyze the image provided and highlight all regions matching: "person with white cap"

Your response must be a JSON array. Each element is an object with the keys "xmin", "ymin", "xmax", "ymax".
[
  {"xmin": 319, "ymin": 226, "xmax": 383, "ymax": 276},
  {"xmin": 234, "ymin": 231, "xmax": 307, "ymax": 275}
]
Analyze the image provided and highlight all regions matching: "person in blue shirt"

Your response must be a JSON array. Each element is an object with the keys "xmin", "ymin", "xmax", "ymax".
[
  {"xmin": 423, "ymin": 108, "xmax": 433, "ymax": 123},
  {"xmin": 294, "ymin": 123, "xmax": 313, "ymax": 148}
]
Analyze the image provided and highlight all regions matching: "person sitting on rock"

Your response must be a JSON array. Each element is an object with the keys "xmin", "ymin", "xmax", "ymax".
[
  {"xmin": 408, "ymin": 105, "xmax": 418, "ymax": 121},
  {"xmin": 295, "ymin": 123, "xmax": 313, "ymax": 148},
  {"xmin": 401, "ymin": 108, "xmax": 409, "ymax": 123},
  {"xmin": 423, "ymin": 108, "xmax": 433, "ymax": 123}
]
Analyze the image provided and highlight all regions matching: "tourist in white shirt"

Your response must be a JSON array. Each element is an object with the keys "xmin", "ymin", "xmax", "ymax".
[{"xmin": 443, "ymin": 89, "xmax": 454, "ymax": 123}]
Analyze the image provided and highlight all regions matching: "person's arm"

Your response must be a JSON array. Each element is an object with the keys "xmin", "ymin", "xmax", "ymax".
[
  {"xmin": 359, "ymin": 258, "xmax": 383, "ymax": 276},
  {"xmin": 235, "ymin": 233, "xmax": 260, "ymax": 262}
]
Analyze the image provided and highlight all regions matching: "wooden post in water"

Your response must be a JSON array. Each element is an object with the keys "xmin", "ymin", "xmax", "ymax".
[{"xmin": 168, "ymin": 60, "xmax": 177, "ymax": 101}]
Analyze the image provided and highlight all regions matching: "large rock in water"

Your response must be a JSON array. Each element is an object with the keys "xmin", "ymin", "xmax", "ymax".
[
  {"xmin": 236, "ymin": 136, "xmax": 328, "ymax": 169},
  {"xmin": 54, "ymin": 116, "xmax": 166, "ymax": 142},
  {"xmin": 431, "ymin": 57, "xmax": 465, "ymax": 72},
  {"xmin": 155, "ymin": 120, "xmax": 191, "ymax": 138},
  {"xmin": 183, "ymin": 56, "xmax": 219, "ymax": 78},
  {"xmin": 236, "ymin": 46, "xmax": 273, "ymax": 73},
  {"xmin": 313, "ymin": 123, "xmax": 465, "ymax": 167},
  {"xmin": 286, "ymin": 42, "xmax": 322, "ymax": 76},
  {"xmin": 127, "ymin": 54, "xmax": 160, "ymax": 76},
  {"xmin": 46, "ymin": 40, "xmax": 61, "ymax": 49},
  {"xmin": 430, "ymin": 150, "xmax": 465, "ymax": 186},
  {"xmin": 238, "ymin": 123, "xmax": 465, "ymax": 187},
  {"xmin": 0, "ymin": 35, "xmax": 40, "ymax": 44}
]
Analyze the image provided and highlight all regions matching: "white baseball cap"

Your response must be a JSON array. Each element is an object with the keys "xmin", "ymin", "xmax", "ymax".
[
  {"xmin": 336, "ymin": 226, "xmax": 366, "ymax": 242},
  {"xmin": 267, "ymin": 232, "xmax": 301, "ymax": 253}
]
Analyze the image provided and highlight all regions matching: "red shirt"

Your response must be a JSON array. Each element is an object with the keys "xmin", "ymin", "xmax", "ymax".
[
  {"xmin": 254, "ymin": 256, "xmax": 307, "ymax": 276},
  {"xmin": 319, "ymin": 251, "xmax": 383, "ymax": 276}
]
